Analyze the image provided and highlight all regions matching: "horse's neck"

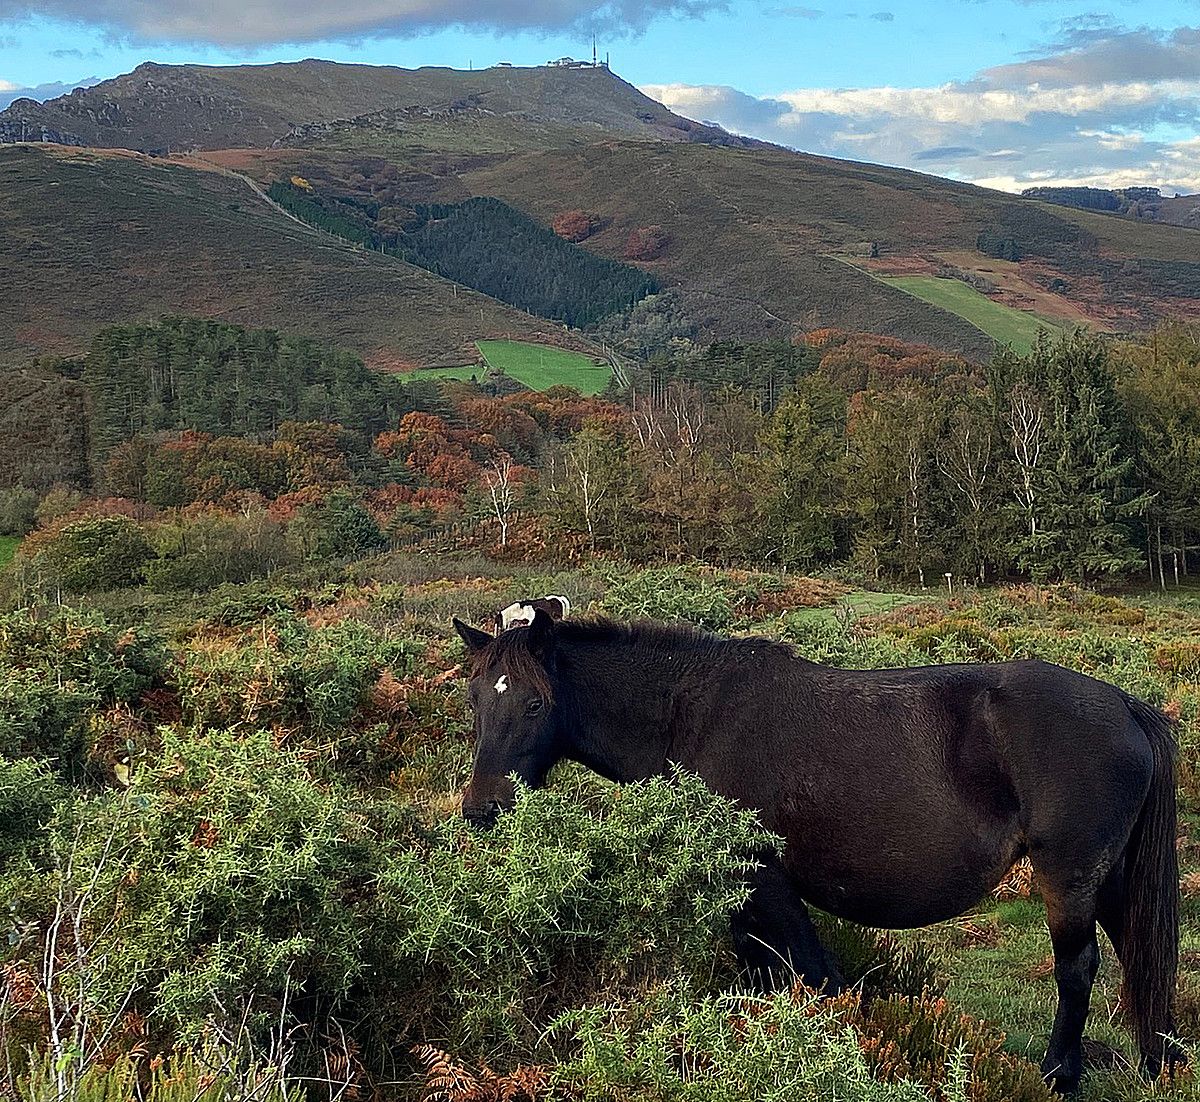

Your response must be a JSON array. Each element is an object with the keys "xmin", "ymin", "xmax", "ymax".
[{"xmin": 560, "ymin": 639, "xmax": 711, "ymax": 783}]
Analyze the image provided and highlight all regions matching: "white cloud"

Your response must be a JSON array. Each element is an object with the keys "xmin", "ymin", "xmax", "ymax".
[
  {"xmin": 641, "ymin": 37, "xmax": 1200, "ymax": 196},
  {"xmin": 0, "ymin": 79, "xmax": 17, "ymax": 91}
]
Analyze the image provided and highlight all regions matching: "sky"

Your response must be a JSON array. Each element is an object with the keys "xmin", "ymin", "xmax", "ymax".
[{"xmin": 0, "ymin": 0, "xmax": 1198, "ymax": 194}]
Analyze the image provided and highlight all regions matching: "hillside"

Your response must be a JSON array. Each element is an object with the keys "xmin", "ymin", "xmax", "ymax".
[
  {"xmin": 3, "ymin": 60, "xmax": 1199, "ymax": 360},
  {"xmin": 211, "ymin": 138, "xmax": 1200, "ymax": 351},
  {"xmin": 0, "ymin": 60, "xmax": 761, "ymax": 153},
  {"xmin": 0, "ymin": 145, "xmax": 572, "ymax": 367}
]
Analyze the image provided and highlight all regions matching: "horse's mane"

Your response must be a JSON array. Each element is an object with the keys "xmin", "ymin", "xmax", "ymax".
[{"xmin": 469, "ymin": 616, "xmax": 793, "ymax": 700}]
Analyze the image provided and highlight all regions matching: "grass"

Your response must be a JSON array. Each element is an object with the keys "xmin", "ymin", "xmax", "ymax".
[
  {"xmin": 415, "ymin": 341, "xmax": 612, "ymax": 394},
  {"xmin": 880, "ymin": 275, "xmax": 1066, "ymax": 355},
  {"xmin": 477, "ymin": 340, "xmax": 611, "ymax": 394},
  {"xmin": 786, "ymin": 588, "xmax": 934, "ymax": 625},
  {"xmin": 0, "ymin": 537, "xmax": 18, "ymax": 570}
]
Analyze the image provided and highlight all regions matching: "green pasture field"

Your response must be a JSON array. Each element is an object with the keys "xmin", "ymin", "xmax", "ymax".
[
  {"xmin": 0, "ymin": 537, "xmax": 18, "ymax": 571},
  {"xmin": 881, "ymin": 275, "xmax": 1067, "ymax": 356},
  {"xmin": 415, "ymin": 340, "xmax": 612, "ymax": 395},
  {"xmin": 478, "ymin": 340, "xmax": 611, "ymax": 395}
]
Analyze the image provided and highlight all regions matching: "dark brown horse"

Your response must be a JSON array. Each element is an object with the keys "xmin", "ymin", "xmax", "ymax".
[{"xmin": 453, "ymin": 611, "xmax": 1179, "ymax": 1092}]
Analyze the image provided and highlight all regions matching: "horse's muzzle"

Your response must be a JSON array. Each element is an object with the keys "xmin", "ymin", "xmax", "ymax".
[
  {"xmin": 461, "ymin": 774, "xmax": 516, "ymax": 830},
  {"xmin": 463, "ymin": 799, "xmax": 504, "ymax": 830}
]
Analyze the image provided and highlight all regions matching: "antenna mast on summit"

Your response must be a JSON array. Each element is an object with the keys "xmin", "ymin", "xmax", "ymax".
[{"xmin": 592, "ymin": 36, "xmax": 597, "ymax": 65}]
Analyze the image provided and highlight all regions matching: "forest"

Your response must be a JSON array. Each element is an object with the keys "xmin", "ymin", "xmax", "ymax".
[
  {"xmin": 3, "ymin": 318, "xmax": 1198, "ymax": 597},
  {"xmin": 267, "ymin": 183, "xmax": 659, "ymax": 328}
]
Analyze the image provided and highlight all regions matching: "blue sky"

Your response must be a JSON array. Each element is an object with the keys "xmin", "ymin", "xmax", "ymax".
[{"xmin": 2, "ymin": 1, "xmax": 1198, "ymax": 193}]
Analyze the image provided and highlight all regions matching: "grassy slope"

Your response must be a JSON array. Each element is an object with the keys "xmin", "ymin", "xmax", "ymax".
[
  {"xmin": 478, "ymin": 340, "xmax": 611, "ymax": 394},
  {"xmin": 0, "ymin": 537, "xmax": 18, "ymax": 570},
  {"xmin": 459, "ymin": 144, "xmax": 1002, "ymax": 359},
  {"xmin": 454, "ymin": 143, "xmax": 1200, "ymax": 352},
  {"xmin": 0, "ymin": 146, "xmax": 567, "ymax": 367},
  {"xmin": 881, "ymin": 276, "xmax": 1066, "ymax": 354}
]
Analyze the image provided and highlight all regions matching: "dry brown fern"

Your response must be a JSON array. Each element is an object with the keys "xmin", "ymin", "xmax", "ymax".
[{"xmin": 411, "ymin": 1045, "xmax": 547, "ymax": 1102}]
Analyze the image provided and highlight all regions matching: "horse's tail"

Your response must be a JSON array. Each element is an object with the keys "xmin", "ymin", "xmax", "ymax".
[{"xmin": 1119, "ymin": 690, "xmax": 1179, "ymax": 1071}]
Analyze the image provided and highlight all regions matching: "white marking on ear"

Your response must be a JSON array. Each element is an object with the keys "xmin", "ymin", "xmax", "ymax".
[
  {"xmin": 548, "ymin": 594, "xmax": 571, "ymax": 617},
  {"xmin": 494, "ymin": 674, "xmax": 509, "ymax": 694}
]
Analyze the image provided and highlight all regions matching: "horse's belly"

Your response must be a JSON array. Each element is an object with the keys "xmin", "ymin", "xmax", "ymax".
[{"xmin": 784, "ymin": 834, "xmax": 1020, "ymax": 929}]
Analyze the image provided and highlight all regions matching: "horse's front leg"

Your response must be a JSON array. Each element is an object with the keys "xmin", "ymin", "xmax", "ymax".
[{"xmin": 731, "ymin": 854, "xmax": 843, "ymax": 994}]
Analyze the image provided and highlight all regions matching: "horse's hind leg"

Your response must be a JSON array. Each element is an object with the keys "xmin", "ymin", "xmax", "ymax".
[
  {"xmin": 732, "ymin": 855, "xmax": 843, "ymax": 994},
  {"xmin": 1039, "ymin": 884, "xmax": 1102, "ymax": 1093}
]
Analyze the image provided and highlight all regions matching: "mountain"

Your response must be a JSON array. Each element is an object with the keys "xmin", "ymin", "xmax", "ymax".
[
  {"xmin": 1022, "ymin": 185, "xmax": 1200, "ymax": 230},
  {"xmin": 0, "ymin": 77, "xmax": 102, "ymax": 112},
  {"xmin": 0, "ymin": 145, "xmax": 571, "ymax": 366},
  {"xmin": 1, "ymin": 59, "xmax": 1197, "ymax": 365},
  {"xmin": 0, "ymin": 60, "xmax": 762, "ymax": 153}
]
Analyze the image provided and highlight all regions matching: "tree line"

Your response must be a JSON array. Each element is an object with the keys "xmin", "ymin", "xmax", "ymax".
[{"xmin": 4, "ymin": 318, "xmax": 1199, "ymax": 591}]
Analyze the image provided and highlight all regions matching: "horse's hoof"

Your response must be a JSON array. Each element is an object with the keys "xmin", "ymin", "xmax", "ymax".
[{"xmin": 1040, "ymin": 1056, "xmax": 1081, "ymax": 1095}]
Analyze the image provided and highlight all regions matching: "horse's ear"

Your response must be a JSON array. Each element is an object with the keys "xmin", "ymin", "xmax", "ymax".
[
  {"xmin": 453, "ymin": 618, "xmax": 493, "ymax": 655},
  {"xmin": 526, "ymin": 607, "xmax": 557, "ymax": 657}
]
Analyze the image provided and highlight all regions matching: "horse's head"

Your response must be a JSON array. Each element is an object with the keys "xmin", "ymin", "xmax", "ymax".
[{"xmin": 453, "ymin": 609, "xmax": 563, "ymax": 828}]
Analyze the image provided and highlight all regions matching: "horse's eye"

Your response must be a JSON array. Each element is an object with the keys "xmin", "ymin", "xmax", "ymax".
[{"xmin": 526, "ymin": 698, "xmax": 544, "ymax": 717}]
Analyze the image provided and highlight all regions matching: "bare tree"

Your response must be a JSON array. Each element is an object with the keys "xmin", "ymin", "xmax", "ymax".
[
  {"xmin": 484, "ymin": 457, "xmax": 517, "ymax": 548},
  {"xmin": 1005, "ymin": 380, "xmax": 1044, "ymax": 539},
  {"xmin": 936, "ymin": 402, "xmax": 994, "ymax": 581}
]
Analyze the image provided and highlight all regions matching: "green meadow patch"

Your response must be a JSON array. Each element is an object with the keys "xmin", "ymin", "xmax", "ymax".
[
  {"xmin": 880, "ymin": 276, "xmax": 1066, "ymax": 355},
  {"xmin": 478, "ymin": 340, "xmax": 612, "ymax": 395},
  {"xmin": 0, "ymin": 537, "xmax": 19, "ymax": 571},
  {"xmin": 416, "ymin": 340, "xmax": 612, "ymax": 395}
]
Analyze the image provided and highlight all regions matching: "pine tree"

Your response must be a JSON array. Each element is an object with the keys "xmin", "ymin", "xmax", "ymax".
[{"xmin": 1022, "ymin": 332, "xmax": 1145, "ymax": 582}]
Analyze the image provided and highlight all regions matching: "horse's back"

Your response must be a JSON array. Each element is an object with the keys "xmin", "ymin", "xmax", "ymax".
[{"xmin": 714, "ymin": 655, "xmax": 1154, "ymax": 927}]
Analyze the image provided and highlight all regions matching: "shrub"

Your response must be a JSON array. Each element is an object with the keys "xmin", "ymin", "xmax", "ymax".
[
  {"xmin": 20, "ymin": 515, "xmax": 154, "ymax": 593},
  {"xmin": 0, "ymin": 486, "xmax": 38, "ymax": 537},
  {"xmin": 5, "ymin": 728, "xmax": 385, "ymax": 1044},
  {"xmin": 291, "ymin": 491, "xmax": 387, "ymax": 561},
  {"xmin": 623, "ymin": 225, "xmax": 669, "ymax": 261},
  {"xmin": 34, "ymin": 485, "xmax": 84, "ymax": 527},
  {"xmin": 551, "ymin": 209, "xmax": 594, "ymax": 243},
  {"xmin": 176, "ymin": 614, "xmax": 417, "ymax": 737},
  {"xmin": 551, "ymin": 985, "xmax": 936, "ymax": 1101},
  {"xmin": 146, "ymin": 510, "xmax": 294, "ymax": 591},
  {"xmin": 0, "ymin": 609, "xmax": 165, "ymax": 776},
  {"xmin": 0, "ymin": 757, "xmax": 62, "ymax": 865},
  {"xmin": 377, "ymin": 770, "xmax": 778, "ymax": 1047},
  {"xmin": 597, "ymin": 565, "xmax": 734, "ymax": 630}
]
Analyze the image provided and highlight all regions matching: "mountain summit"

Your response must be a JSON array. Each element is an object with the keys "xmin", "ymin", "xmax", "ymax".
[{"xmin": 0, "ymin": 59, "xmax": 765, "ymax": 153}]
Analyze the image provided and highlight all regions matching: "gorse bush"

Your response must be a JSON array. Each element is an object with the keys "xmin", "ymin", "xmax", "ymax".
[
  {"xmin": 597, "ymin": 565, "xmax": 734, "ymax": 630},
  {"xmin": 176, "ymin": 613, "xmax": 418, "ymax": 736},
  {"xmin": 378, "ymin": 770, "xmax": 778, "ymax": 1047},
  {"xmin": 552, "ymin": 985, "xmax": 939, "ymax": 1102},
  {"xmin": 19, "ymin": 515, "xmax": 155, "ymax": 594},
  {"xmin": 0, "ymin": 756, "xmax": 61, "ymax": 865},
  {"xmin": 4, "ymin": 728, "xmax": 383, "ymax": 1045},
  {"xmin": 0, "ymin": 609, "xmax": 165, "ymax": 777}
]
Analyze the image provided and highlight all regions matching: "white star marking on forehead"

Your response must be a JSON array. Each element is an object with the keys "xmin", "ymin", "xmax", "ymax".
[{"xmin": 494, "ymin": 674, "xmax": 509, "ymax": 694}]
